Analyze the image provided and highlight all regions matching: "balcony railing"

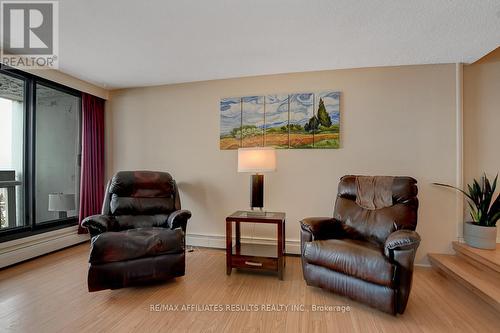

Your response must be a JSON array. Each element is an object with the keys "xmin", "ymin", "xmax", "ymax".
[{"xmin": 0, "ymin": 170, "xmax": 21, "ymax": 229}]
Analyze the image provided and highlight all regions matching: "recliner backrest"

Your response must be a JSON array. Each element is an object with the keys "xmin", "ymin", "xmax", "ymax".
[
  {"xmin": 334, "ymin": 175, "xmax": 418, "ymax": 246},
  {"xmin": 102, "ymin": 171, "xmax": 181, "ymax": 230}
]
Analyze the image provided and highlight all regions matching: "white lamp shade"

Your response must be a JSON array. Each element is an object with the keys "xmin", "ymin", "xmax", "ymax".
[
  {"xmin": 48, "ymin": 193, "xmax": 76, "ymax": 211},
  {"xmin": 238, "ymin": 147, "xmax": 276, "ymax": 173}
]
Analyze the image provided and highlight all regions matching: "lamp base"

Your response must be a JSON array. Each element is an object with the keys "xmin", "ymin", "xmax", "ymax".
[
  {"xmin": 244, "ymin": 209, "xmax": 267, "ymax": 217},
  {"xmin": 250, "ymin": 174, "xmax": 264, "ymax": 209}
]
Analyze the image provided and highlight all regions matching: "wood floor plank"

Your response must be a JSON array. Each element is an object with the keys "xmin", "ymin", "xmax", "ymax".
[{"xmin": 0, "ymin": 244, "xmax": 499, "ymax": 332}]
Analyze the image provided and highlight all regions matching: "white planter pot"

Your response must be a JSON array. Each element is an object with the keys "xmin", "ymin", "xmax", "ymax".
[{"xmin": 463, "ymin": 222, "xmax": 497, "ymax": 250}]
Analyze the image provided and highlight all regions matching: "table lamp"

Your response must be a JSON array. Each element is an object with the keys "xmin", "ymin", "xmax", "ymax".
[
  {"xmin": 48, "ymin": 193, "xmax": 76, "ymax": 219},
  {"xmin": 238, "ymin": 147, "xmax": 276, "ymax": 216}
]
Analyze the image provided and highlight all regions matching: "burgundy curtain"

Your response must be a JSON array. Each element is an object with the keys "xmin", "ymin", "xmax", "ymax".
[{"xmin": 78, "ymin": 93, "xmax": 105, "ymax": 234}]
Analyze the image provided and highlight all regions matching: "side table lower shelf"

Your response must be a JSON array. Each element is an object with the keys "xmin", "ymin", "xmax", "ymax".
[{"xmin": 231, "ymin": 244, "xmax": 279, "ymax": 272}]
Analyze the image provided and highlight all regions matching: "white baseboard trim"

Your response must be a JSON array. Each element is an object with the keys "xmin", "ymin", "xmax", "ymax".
[
  {"xmin": 0, "ymin": 226, "xmax": 89, "ymax": 268},
  {"xmin": 186, "ymin": 233, "xmax": 301, "ymax": 255}
]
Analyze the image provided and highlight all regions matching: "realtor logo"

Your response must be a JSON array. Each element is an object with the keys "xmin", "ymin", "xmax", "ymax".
[{"xmin": 1, "ymin": 1, "xmax": 59, "ymax": 68}]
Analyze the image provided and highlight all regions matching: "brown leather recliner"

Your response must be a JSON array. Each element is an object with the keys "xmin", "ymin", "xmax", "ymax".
[
  {"xmin": 300, "ymin": 175, "xmax": 420, "ymax": 314},
  {"xmin": 81, "ymin": 171, "xmax": 191, "ymax": 292}
]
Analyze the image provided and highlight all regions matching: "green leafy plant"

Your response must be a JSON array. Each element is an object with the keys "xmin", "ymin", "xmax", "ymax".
[{"xmin": 434, "ymin": 174, "xmax": 500, "ymax": 227}]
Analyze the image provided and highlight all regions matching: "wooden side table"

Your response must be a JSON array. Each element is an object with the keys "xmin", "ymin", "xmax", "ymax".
[{"xmin": 226, "ymin": 211, "xmax": 286, "ymax": 280}]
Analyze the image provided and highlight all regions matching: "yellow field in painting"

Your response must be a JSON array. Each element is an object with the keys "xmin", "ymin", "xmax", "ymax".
[
  {"xmin": 242, "ymin": 136, "xmax": 264, "ymax": 148},
  {"xmin": 220, "ymin": 137, "xmax": 240, "ymax": 150},
  {"xmin": 265, "ymin": 133, "xmax": 289, "ymax": 148},
  {"xmin": 288, "ymin": 132, "xmax": 339, "ymax": 148},
  {"xmin": 220, "ymin": 133, "xmax": 339, "ymax": 149}
]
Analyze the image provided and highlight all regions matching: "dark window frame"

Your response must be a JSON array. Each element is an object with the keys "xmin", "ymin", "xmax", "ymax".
[{"xmin": 0, "ymin": 64, "xmax": 82, "ymax": 242}]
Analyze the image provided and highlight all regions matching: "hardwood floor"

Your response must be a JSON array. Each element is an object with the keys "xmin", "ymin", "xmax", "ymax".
[{"xmin": 0, "ymin": 244, "xmax": 499, "ymax": 333}]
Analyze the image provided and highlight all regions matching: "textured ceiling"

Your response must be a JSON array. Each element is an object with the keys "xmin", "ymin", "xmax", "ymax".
[{"xmin": 51, "ymin": 0, "xmax": 500, "ymax": 89}]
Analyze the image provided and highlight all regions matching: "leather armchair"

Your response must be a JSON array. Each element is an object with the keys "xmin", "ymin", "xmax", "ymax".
[
  {"xmin": 300, "ymin": 175, "xmax": 420, "ymax": 314},
  {"xmin": 81, "ymin": 171, "xmax": 192, "ymax": 292}
]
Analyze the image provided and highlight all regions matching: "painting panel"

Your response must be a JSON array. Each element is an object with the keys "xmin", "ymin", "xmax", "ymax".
[
  {"xmin": 289, "ymin": 93, "xmax": 313, "ymax": 149},
  {"xmin": 219, "ymin": 97, "xmax": 241, "ymax": 150},
  {"xmin": 264, "ymin": 94, "xmax": 289, "ymax": 148},
  {"xmin": 241, "ymin": 96, "xmax": 264, "ymax": 147},
  {"xmin": 313, "ymin": 91, "xmax": 340, "ymax": 148}
]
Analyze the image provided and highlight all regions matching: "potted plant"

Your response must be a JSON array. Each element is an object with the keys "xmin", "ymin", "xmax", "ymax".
[{"xmin": 434, "ymin": 174, "xmax": 499, "ymax": 250}]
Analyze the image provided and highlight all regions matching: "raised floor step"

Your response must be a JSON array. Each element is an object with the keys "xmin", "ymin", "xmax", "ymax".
[
  {"xmin": 452, "ymin": 241, "xmax": 500, "ymax": 273},
  {"xmin": 428, "ymin": 253, "xmax": 500, "ymax": 312}
]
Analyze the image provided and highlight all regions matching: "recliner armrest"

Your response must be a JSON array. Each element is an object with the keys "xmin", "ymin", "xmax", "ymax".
[
  {"xmin": 167, "ymin": 209, "xmax": 192, "ymax": 232},
  {"xmin": 81, "ymin": 214, "xmax": 116, "ymax": 237},
  {"xmin": 383, "ymin": 229, "xmax": 421, "ymax": 314},
  {"xmin": 300, "ymin": 217, "xmax": 344, "ymax": 241},
  {"xmin": 384, "ymin": 230, "xmax": 421, "ymax": 258}
]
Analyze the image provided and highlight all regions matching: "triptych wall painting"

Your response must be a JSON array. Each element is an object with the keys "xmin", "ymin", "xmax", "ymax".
[{"xmin": 220, "ymin": 91, "xmax": 340, "ymax": 149}]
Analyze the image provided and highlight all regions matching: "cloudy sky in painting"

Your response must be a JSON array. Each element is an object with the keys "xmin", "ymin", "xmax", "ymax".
[
  {"xmin": 316, "ymin": 91, "xmax": 340, "ymax": 124},
  {"xmin": 221, "ymin": 92, "xmax": 339, "ymax": 135},
  {"xmin": 242, "ymin": 96, "xmax": 264, "ymax": 128},
  {"xmin": 220, "ymin": 97, "xmax": 241, "ymax": 135},
  {"xmin": 265, "ymin": 94, "xmax": 288, "ymax": 129},
  {"xmin": 289, "ymin": 93, "xmax": 313, "ymax": 126}
]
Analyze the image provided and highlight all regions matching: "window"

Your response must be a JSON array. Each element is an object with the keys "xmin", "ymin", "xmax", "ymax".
[
  {"xmin": 0, "ymin": 73, "xmax": 26, "ymax": 230},
  {"xmin": 0, "ymin": 66, "xmax": 82, "ymax": 241}
]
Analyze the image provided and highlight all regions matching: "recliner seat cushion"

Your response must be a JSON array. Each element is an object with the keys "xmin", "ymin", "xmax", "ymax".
[
  {"xmin": 89, "ymin": 227, "xmax": 185, "ymax": 264},
  {"xmin": 303, "ymin": 239, "xmax": 395, "ymax": 287}
]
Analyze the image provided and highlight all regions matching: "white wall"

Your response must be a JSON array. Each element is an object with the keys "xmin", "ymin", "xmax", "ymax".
[{"xmin": 107, "ymin": 64, "xmax": 459, "ymax": 264}]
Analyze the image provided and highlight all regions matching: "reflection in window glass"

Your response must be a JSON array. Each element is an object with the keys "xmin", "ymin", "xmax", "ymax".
[{"xmin": 35, "ymin": 84, "xmax": 81, "ymax": 223}]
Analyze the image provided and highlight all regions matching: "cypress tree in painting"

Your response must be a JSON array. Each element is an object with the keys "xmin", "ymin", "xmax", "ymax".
[
  {"xmin": 304, "ymin": 115, "xmax": 319, "ymax": 132},
  {"xmin": 305, "ymin": 98, "xmax": 332, "ymax": 133},
  {"xmin": 317, "ymin": 98, "xmax": 332, "ymax": 127}
]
